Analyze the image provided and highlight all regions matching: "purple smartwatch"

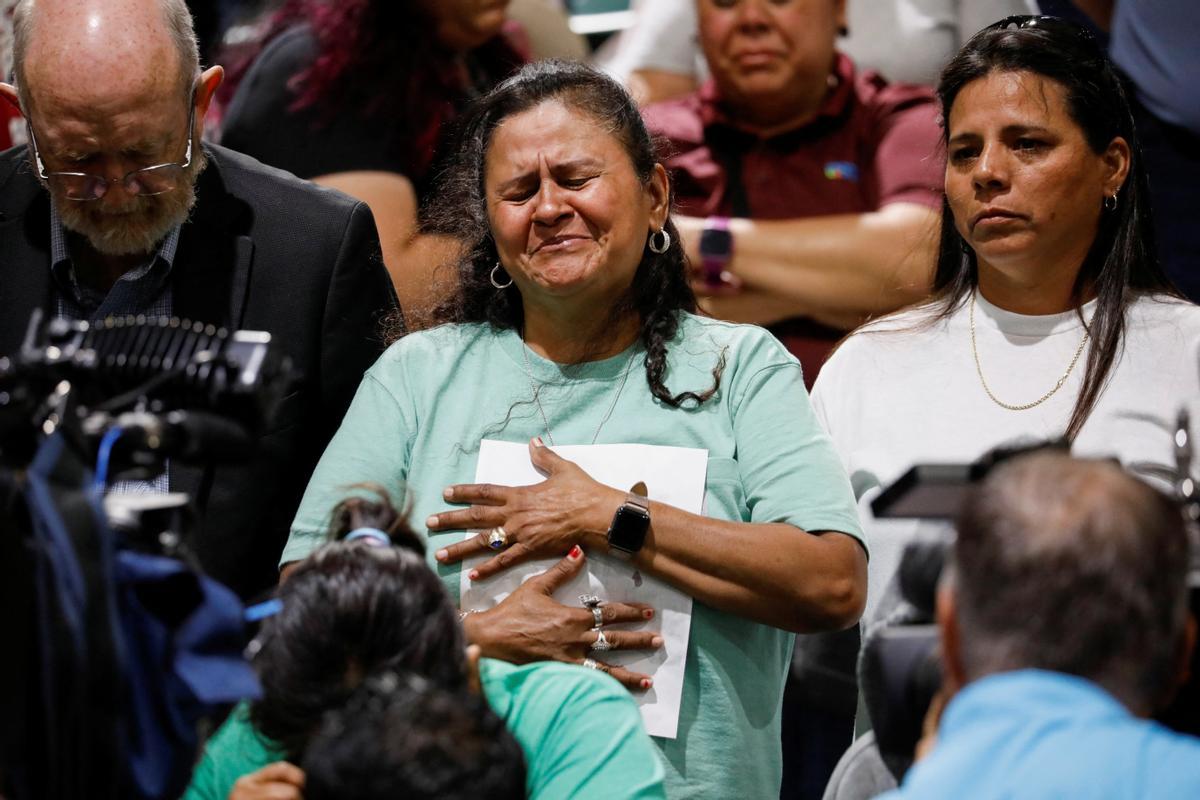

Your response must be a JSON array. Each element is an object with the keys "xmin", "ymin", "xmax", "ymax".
[{"xmin": 699, "ymin": 215, "xmax": 733, "ymax": 286}]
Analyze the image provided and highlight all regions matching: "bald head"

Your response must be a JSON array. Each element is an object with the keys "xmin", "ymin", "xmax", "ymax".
[
  {"xmin": 1, "ymin": 0, "xmax": 219, "ymax": 261},
  {"xmin": 13, "ymin": 0, "xmax": 200, "ymax": 115},
  {"xmin": 950, "ymin": 451, "xmax": 1191, "ymax": 712},
  {"xmin": 972, "ymin": 454, "xmax": 1171, "ymax": 557}
]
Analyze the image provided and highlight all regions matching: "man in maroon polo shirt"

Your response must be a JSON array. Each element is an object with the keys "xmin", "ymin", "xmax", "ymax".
[{"xmin": 642, "ymin": 0, "xmax": 943, "ymax": 386}]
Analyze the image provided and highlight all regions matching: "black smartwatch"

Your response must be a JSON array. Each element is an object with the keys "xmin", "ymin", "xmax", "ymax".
[{"xmin": 607, "ymin": 482, "xmax": 650, "ymax": 560}]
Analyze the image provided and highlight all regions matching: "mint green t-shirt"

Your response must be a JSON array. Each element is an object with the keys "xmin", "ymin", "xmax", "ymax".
[
  {"xmin": 182, "ymin": 658, "xmax": 665, "ymax": 800},
  {"xmin": 283, "ymin": 313, "xmax": 864, "ymax": 799}
]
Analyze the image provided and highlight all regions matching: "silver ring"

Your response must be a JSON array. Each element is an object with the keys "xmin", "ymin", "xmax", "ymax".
[
  {"xmin": 580, "ymin": 594, "xmax": 603, "ymax": 627},
  {"xmin": 591, "ymin": 629, "xmax": 613, "ymax": 652},
  {"xmin": 582, "ymin": 658, "xmax": 601, "ymax": 671},
  {"xmin": 486, "ymin": 526, "xmax": 508, "ymax": 550}
]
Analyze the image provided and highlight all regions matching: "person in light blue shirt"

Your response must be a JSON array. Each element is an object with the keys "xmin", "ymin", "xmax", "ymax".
[{"xmin": 881, "ymin": 451, "xmax": 1200, "ymax": 800}]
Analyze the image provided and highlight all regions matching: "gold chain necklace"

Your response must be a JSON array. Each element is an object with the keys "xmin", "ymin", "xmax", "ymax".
[{"xmin": 969, "ymin": 293, "xmax": 1090, "ymax": 412}]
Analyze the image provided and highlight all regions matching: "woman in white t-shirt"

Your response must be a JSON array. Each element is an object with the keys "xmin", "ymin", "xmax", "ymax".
[{"xmin": 811, "ymin": 15, "xmax": 1200, "ymax": 623}]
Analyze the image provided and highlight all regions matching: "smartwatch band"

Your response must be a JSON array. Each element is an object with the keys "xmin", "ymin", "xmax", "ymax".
[{"xmin": 701, "ymin": 215, "xmax": 732, "ymax": 286}]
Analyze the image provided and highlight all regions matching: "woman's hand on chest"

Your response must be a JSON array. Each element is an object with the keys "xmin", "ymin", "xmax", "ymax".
[{"xmin": 430, "ymin": 437, "xmax": 625, "ymax": 580}]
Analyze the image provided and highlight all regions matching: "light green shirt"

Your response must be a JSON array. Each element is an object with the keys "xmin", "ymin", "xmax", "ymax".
[
  {"xmin": 182, "ymin": 658, "xmax": 665, "ymax": 800},
  {"xmin": 283, "ymin": 313, "xmax": 864, "ymax": 799}
]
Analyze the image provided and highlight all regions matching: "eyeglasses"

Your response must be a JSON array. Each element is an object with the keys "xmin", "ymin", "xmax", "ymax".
[
  {"xmin": 27, "ymin": 90, "xmax": 196, "ymax": 202},
  {"xmin": 984, "ymin": 14, "xmax": 1101, "ymax": 49}
]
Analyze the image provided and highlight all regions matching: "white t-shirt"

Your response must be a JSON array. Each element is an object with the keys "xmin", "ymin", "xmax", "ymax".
[{"xmin": 811, "ymin": 291, "xmax": 1200, "ymax": 622}]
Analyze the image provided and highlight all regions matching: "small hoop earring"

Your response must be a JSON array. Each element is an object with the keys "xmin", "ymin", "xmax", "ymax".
[
  {"xmin": 647, "ymin": 228, "xmax": 671, "ymax": 254},
  {"xmin": 1104, "ymin": 192, "xmax": 1119, "ymax": 212},
  {"xmin": 490, "ymin": 263, "xmax": 513, "ymax": 289}
]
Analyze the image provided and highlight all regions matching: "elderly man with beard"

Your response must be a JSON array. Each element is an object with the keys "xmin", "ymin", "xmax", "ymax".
[{"xmin": 0, "ymin": 0, "xmax": 398, "ymax": 600}]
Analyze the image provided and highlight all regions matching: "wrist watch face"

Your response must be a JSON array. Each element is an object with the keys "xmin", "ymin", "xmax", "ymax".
[
  {"xmin": 609, "ymin": 503, "xmax": 651, "ymax": 554},
  {"xmin": 700, "ymin": 227, "xmax": 733, "ymax": 286},
  {"xmin": 699, "ymin": 227, "xmax": 733, "ymax": 261}
]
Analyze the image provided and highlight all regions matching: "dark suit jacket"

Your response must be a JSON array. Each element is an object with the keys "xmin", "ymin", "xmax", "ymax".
[{"xmin": 0, "ymin": 144, "xmax": 399, "ymax": 598}]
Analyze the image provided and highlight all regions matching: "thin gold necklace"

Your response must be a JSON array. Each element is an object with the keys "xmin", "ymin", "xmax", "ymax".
[
  {"xmin": 969, "ymin": 293, "xmax": 1090, "ymax": 411},
  {"xmin": 520, "ymin": 339, "xmax": 637, "ymax": 446}
]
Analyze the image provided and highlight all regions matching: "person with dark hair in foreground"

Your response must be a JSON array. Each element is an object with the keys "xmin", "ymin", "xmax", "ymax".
[
  {"xmin": 282, "ymin": 59, "xmax": 866, "ymax": 799},
  {"xmin": 303, "ymin": 671, "xmax": 526, "ymax": 800},
  {"xmin": 812, "ymin": 15, "xmax": 1200, "ymax": 628},
  {"xmin": 880, "ymin": 452, "xmax": 1200, "ymax": 798},
  {"xmin": 182, "ymin": 490, "xmax": 665, "ymax": 800}
]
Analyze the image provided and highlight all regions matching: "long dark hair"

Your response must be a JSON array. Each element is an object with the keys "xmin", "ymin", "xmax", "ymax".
[
  {"xmin": 420, "ymin": 59, "xmax": 722, "ymax": 408},
  {"xmin": 248, "ymin": 490, "xmax": 464, "ymax": 761},
  {"xmin": 932, "ymin": 19, "xmax": 1178, "ymax": 440}
]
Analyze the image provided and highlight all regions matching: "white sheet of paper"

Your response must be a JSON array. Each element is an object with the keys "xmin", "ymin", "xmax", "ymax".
[{"xmin": 461, "ymin": 439, "xmax": 707, "ymax": 739}]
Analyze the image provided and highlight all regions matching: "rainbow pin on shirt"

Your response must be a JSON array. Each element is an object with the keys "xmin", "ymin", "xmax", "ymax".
[{"xmin": 823, "ymin": 161, "xmax": 859, "ymax": 181}]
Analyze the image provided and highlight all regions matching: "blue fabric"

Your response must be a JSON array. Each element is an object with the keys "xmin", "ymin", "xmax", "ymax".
[
  {"xmin": 1111, "ymin": 1, "xmax": 1200, "ymax": 135},
  {"xmin": 22, "ymin": 432, "xmax": 259, "ymax": 800},
  {"xmin": 115, "ymin": 550, "xmax": 260, "ymax": 798},
  {"xmin": 1104, "ymin": 1, "xmax": 1200, "ymax": 302},
  {"xmin": 22, "ymin": 432, "xmax": 116, "ymax": 798},
  {"xmin": 25, "ymin": 434, "xmax": 92, "ymax": 645},
  {"xmin": 880, "ymin": 670, "xmax": 1200, "ymax": 800}
]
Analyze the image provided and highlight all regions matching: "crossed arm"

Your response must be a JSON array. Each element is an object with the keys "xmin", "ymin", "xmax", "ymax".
[{"xmin": 676, "ymin": 202, "xmax": 941, "ymax": 330}]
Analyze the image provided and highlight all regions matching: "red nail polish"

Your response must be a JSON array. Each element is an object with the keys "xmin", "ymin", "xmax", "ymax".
[
  {"xmin": 569, "ymin": 545, "xmax": 582, "ymax": 559},
  {"xmin": 468, "ymin": 569, "xmax": 479, "ymax": 581},
  {"xmin": 643, "ymin": 609, "xmax": 654, "ymax": 619},
  {"xmin": 533, "ymin": 436, "xmax": 544, "ymax": 447},
  {"xmin": 640, "ymin": 678, "xmax": 653, "ymax": 690}
]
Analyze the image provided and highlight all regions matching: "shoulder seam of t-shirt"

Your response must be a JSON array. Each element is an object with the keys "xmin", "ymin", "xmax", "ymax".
[
  {"xmin": 686, "ymin": 315, "xmax": 804, "ymax": 364},
  {"xmin": 359, "ymin": 369, "xmax": 408, "ymax": 413},
  {"xmin": 382, "ymin": 321, "xmax": 479, "ymax": 354},
  {"xmin": 731, "ymin": 361, "xmax": 804, "ymax": 417}
]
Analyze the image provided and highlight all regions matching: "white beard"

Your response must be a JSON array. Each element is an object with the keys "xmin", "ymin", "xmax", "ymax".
[{"xmin": 52, "ymin": 148, "xmax": 206, "ymax": 256}]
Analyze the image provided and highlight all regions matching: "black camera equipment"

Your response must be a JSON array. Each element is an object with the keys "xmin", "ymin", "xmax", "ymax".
[
  {"xmin": 862, "ymin": 432, "xmax": 1200, "ymax": 782},
  {"xmin": 0, "ymin": 311, "xmax": 294, "ymax": 800},
  {"xmin": 0, "ymin": 310, "xmax": 285, "ymax": 470}
]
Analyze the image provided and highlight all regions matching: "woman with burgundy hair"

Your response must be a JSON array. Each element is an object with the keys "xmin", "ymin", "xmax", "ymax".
[
  {"xmin": 216, "ymin": 0, "xmax": 528, "ymax": 319},
  {"xmin": 217, "ymin": 0, "xmax": 527, "ymax": 191}
]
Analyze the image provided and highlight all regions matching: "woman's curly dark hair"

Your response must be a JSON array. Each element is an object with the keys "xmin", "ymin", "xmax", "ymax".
[
  {"xmin": 419, "ymin": 59, "xmax": 723, "ymax": 408},
  {"xmin": 304, "ymin": 672, "xmax": 527, "ymax": 800},
  {"xmin": 248, "ymin": 489, "xmax": 464, "ymax": 762}
]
